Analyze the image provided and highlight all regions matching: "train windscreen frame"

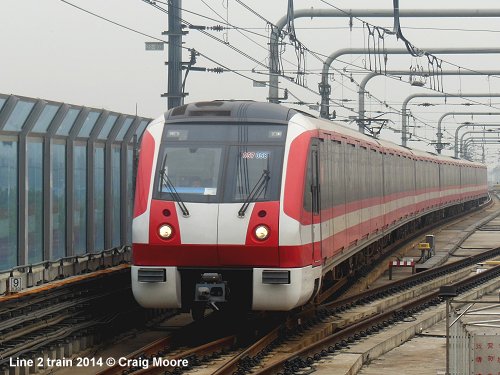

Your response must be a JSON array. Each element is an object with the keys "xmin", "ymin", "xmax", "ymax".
[{"xmin": 153, "ymin": 123, "xmax": 287, "ymax": 204}]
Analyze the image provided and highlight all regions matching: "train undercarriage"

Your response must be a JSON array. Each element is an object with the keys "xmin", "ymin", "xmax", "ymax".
[{"xmin": 318, "ymin": 197, "xmax": 487, "ymax": 303}]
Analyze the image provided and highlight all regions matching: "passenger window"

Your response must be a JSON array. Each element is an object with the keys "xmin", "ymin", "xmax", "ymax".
[{"xmin": 303, "ymin": 141, "xmax": 320, "ymax": 214}]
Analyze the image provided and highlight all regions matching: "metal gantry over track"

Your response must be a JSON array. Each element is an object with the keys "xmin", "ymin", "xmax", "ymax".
[{"xmin": 268, "ymin": 8, "xmax": 500, "ymax": 104}]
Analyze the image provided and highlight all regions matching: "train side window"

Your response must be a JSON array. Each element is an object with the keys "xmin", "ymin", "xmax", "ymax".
[
  {"xmin": 415, "ymin": 159, "xmax": 419, "ymax": 192},
  {"xmin": 345, "ymin": 143, "xmax": 357, "ymax": 203},
  {"xmin": 360, "ymin": 146, "xmax": 367, "ymax": 200},
  {"xmin": 303, "ymin": 140, "xmax": 320, "ymax": 214},
  {"xmin": 372, "ymin": 149, "xmax": 381, "ymax": 198},
  {"xmin": 402, "ymin": 157, "xmax": 407, "ymax": 192},
  {"xmin": 439, "ymin": 163, "xmax": 444, "ymax": 189},
  {"xmin": 303, "ymin": 152, "xmax": 313, "ymax": 212},
  {"xmin": 383, "ymin": 153, "xmax": 389, "ymax": 196},
  {"xmin": 311, "ymin": 144, "xmax": 320, "ymax": 214},
  {"xmin": 397, "ymin": 155, "xmax": 403, "ymax": 194},
  {"xmin": 319, "ymin": 139, "xmax": 330, "ymax": 210},
  {"xmin": 332, "ymin": 140, "xmax": 345, "ymax": 206},
  {"xmin": 386, "ymin": 153, "xmax": 394, "ymax": 196}
]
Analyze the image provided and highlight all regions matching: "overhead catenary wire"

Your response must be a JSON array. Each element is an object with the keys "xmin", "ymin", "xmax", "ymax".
[
  {"xmin": 230, "ymin": 1, "xmax": 500, "ymax": 125},
  {"xmin": 57, "ymin": 0, "xmax": 338, "ymax": 113},
  {"xmin": 141, "ymin": 0, "xmax": 351, "ymax": 109},
  {"xmin": 142, "ymin": 0, "xmax": 360, "ymax": 111},
  {"xmin": 58, "ymin": 0, "xmax": 169, "ymax": 43},
  {"xmin": 232, "ymin": 1, "xmax": 375, "ymax": 108},
  {"xmin": 304, "ymin": 2, "xmax": 500, "ymax": 131},
  {"xmin": 56, "ymin": 1, "xmax": 292, "ymax": 95},
  {"xmin": 146, "ymin": 0, "xmax": 270, "ymax": 39},
  {"xmin": 57, "ymin": 0, "xmax": 500, "ymax": 146},
  {"xmin": 146, "ymin": 0, "xmax": 426, "ymax": 119},
  {"xmin": 140, "ymin": 0, "xmax": 269, "ymax": 70},
  {"xmin": 317, "ymin": 0, "xmax": 500, "ymax": 82},
  {"xmin": 198, "ymin": 0, "xmax": 270, "ymax": 51},
  {"xmin": 330, "ymin": 57, "xmax": 500, "ymax": 112}
]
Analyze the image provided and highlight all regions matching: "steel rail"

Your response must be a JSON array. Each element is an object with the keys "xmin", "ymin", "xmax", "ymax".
[
  {"xmin": 0, "ymin": 246, "xmax": 130, "ymax": 277},
  {"xmin": 0, "ymin": 287, "xmax": 132, "ymax": 361},
  {"xmin": 0, "ymin": 312, "xmax": 132, "ymax": 366},
  {"xmin": 211, "ymin": 326, "xmax": 284, "ymax": 375},
  {"xmin": 98, "ymin": 199, "xmax": 495, "ymax": 375},
  {"xmin": 214, "ymin": 247, "xmax": 500, "ymax": 375},
  {"xmin": 138, "ymin": 336, "xmax": 237, "ymax": 374},
  {"xmin": 0, "ymin": 314, "xmax": 72, "ymax": 345},
  {"xmin": 96, "ymin": 308, "xmax": 252, "ymax": 375},
  {"xmin": 317, "ymin": 195, "xmax": 492, "ymax": 306},
  {"xmin": 0, "ymin": 269, "xmax": 135, "ymax": 367},
  {"xmin": 323, "ymin": 246, "xmax": 500, "ymax": 312},
  {"xmin": 97, "ymin": 335, "xmax": 175, "ymax": 375},
  {"xmin": 251, "ymin": 264, "xmax": 500, "ymax": 375},
  {"xmin": 209, "ymin": 202, "xmax": 497, "ymax": 375},
  {"xmin": 0, "ymin": 266, "xmax": 131, "ymax": 334}
]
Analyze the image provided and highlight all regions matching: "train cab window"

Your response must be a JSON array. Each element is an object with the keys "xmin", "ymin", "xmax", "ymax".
[
  {"xmin": 155, "ymin": 123, "xmax": 286, "ymax": 203},
  {"xmin": 157, "ymin": 146, "xmax": 223, "ymax": 203},
  {"xmin": 224, "ymin": 146, "xmax": 283, "ymax": 202}
]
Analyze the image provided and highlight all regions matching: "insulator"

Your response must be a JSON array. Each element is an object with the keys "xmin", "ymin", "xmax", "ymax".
[{"xmin": 208, "ymin": 67, "xmax": 224, "ymax": 74}]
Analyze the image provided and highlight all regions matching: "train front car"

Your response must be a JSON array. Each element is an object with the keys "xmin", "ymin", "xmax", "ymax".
[{"xmin": 131, "ymin": 101, "xmax": 318, "ymax": 317}]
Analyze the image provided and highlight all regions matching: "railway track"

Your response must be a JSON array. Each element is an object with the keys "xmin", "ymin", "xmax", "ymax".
[
  {"xmin": 2, "ymin": 198, "xmax": 497, "ymax": 375},
  {"xmin": 0, "ymin": 266, "xmax": 142, "ymax": 371},
  {"xmin": 250, "ymin": 265, "xmax": 500, "ymax": 375},
  {"xmin": 99, "ymin": 244, "xmax": 500, "ymax": 375},
  {"xmin": 316, "ymin": 195, "xmax": 495, "ymax": 304},
  {"xmin": 96, "ymin": 309, "xmax": 284, "ymax": 375},
  {"xmin": 215, "ymin": 252, "xmax": 500, "ymax": 375},
  {"xmin": 95, "ymin": 195, "xmax": 500, "ymax": 375}
]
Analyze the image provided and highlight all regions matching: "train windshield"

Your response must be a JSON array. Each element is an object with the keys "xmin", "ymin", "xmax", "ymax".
[
  {"xmin": 226, "ymin": 146, "xmax": 276, "ymax": 202},
  {"xmin": 155, "ymin": 124, "xmax": 286, "ymax": 203},
  {"xmin": 158, "ymin": 146, "xmax": 223, "ymax": 200}
]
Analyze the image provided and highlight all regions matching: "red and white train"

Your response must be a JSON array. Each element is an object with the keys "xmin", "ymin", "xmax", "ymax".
[{"xmin": 131, "ymin": 101, "xmax": 487, "ymax": 316}]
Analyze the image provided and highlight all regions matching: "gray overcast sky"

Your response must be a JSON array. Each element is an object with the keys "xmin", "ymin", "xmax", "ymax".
[{"xmin": 3, "ymin": 0, "xmax": 500, "ymax": 162}]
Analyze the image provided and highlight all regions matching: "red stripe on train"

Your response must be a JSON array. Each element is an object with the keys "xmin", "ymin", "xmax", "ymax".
[{"xmin": 133, "ymin": 130, "xmax": 156, "ymax": 218}]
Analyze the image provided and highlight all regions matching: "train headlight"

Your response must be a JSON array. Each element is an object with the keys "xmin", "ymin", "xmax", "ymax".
[
  {"xmin": 158, "ymin": 224, "xmax": 173, "ymax": 239},
  {"xmin": 254, "ymin": 225, "xmax": 270, "ymax": 241}
]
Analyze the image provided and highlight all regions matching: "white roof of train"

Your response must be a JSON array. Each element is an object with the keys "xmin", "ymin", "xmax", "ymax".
[{"xmin": 294, "ymin": 112, "xmax": 485, "ymax": 169}]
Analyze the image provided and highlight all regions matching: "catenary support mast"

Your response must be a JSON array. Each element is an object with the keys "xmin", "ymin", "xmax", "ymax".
[{"xmin": 164, "ymin": 0, "xmax": 184, "ymax": 109}]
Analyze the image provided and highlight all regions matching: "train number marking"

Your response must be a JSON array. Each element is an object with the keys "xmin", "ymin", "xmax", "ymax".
[
  {"xmin": 241, "ymin": 151, "xmax": 269, "ymax": 159},
  {"xmin": 8, "ymin": 277, "xmax": 22, "ymax": 293}
]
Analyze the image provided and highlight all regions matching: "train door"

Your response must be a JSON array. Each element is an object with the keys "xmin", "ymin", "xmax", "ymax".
[
  {"xmin": 371, "ymin": 148, "xmax": 384, "ymax": 232},
  {"xmin": 359, "ymin": 145, "xmax": 370, "ymax": 237},
  {"xmin": 319, "ymin": 136, "xmax": 333, "ymax": 261},
  {"xmin": 310, "ymin": 142, "xmax": 322, "ymax": 266},
  {"xmin": 345, "ymin": 141, "xmax": 360, "ymax": 245},
  {"xmin": 332, "ymin": 139, "xmax": 347, "ymax": 254}
]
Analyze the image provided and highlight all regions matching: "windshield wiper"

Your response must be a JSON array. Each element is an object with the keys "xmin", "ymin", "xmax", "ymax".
[
  {"xmin": 238, "ymin": 169, "xmax": 270, "ymax": 218},
  {"xmin": 160, "ymin": 168, "xmax": 190, "ymax": 217}
]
